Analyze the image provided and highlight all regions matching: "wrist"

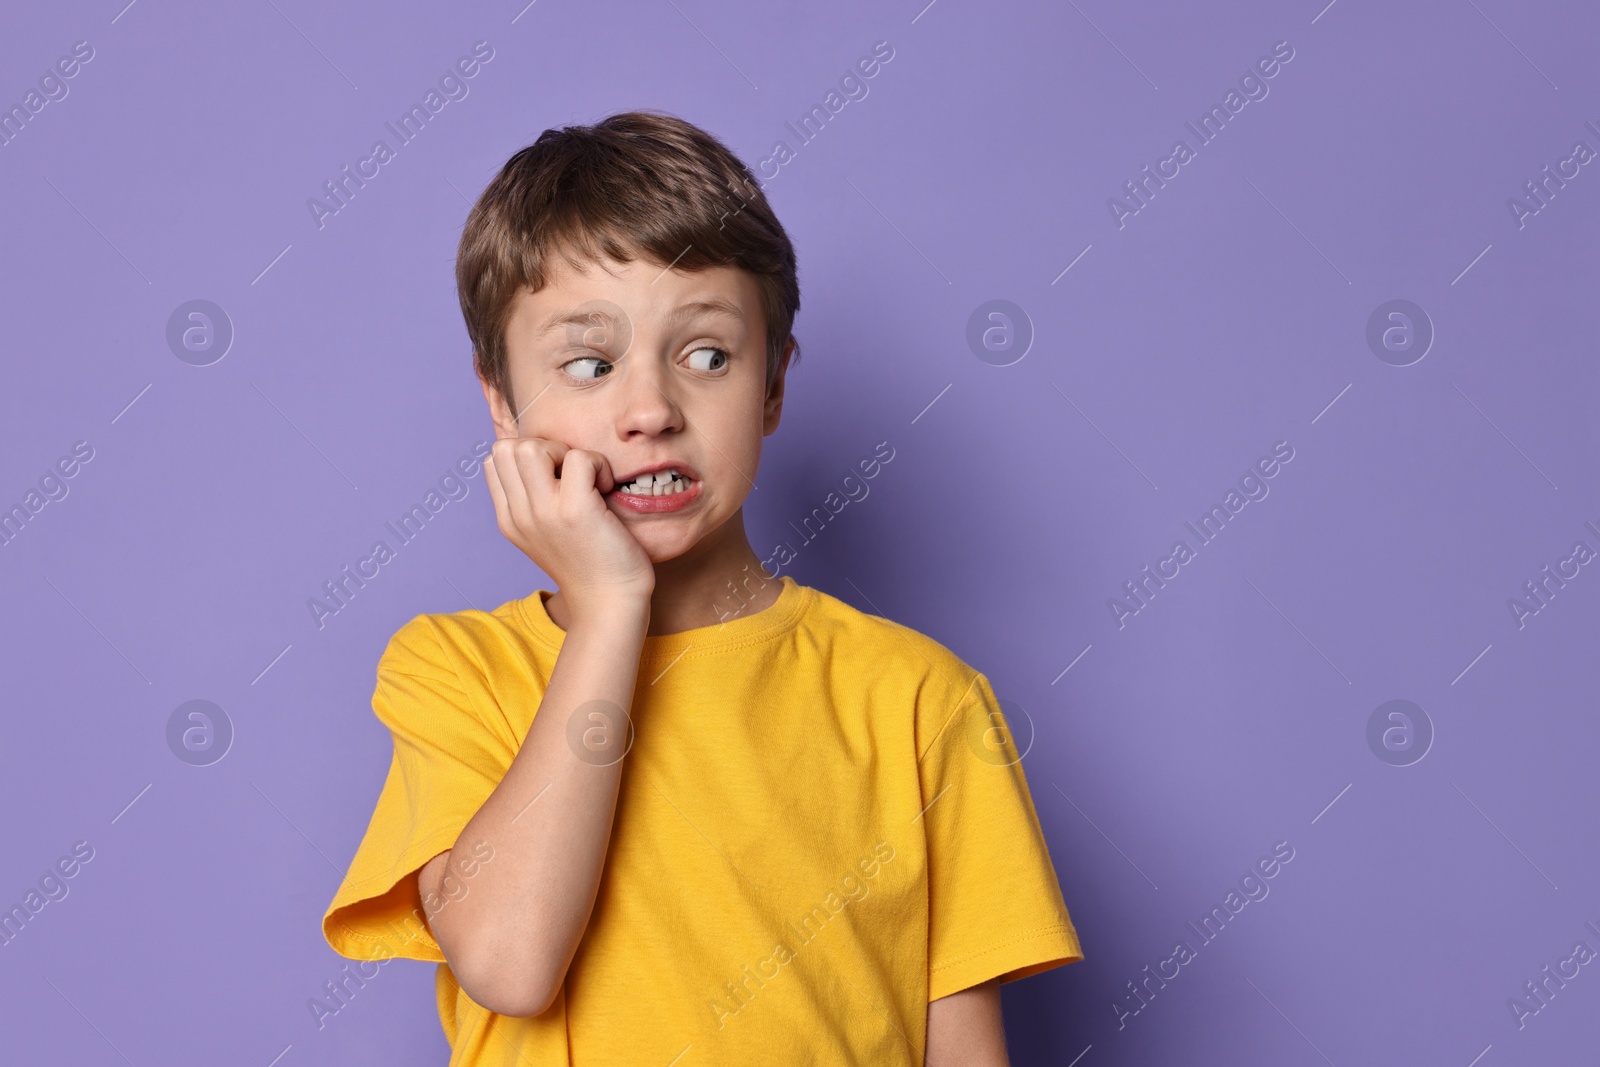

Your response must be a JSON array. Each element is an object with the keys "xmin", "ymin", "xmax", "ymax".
[{"xmin": 567, "ymin": 592, "xmax": 651, "ymax": 634}]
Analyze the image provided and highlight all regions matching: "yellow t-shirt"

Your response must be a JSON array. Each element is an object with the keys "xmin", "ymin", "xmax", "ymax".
[{"xmin": 322, "ymin": 574, "xmax": 1083, "ymax": 1064}]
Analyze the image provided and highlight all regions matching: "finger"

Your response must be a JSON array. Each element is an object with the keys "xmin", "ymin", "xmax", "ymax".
[
  {"xmin": 488, "ymin": 438, "xmax": 537, "ymax": 530},
  {"xmin": 482, "ymin": 448, "xmax": 517, "ymax": 541},
  {"xmin": 514, "ymin": 436, "xmax": 562, "ymax": 507},
  {"xmin": 555, "ymin": 449, "xmax": 604, "ymax": 511},
  {"xmin": 593, "ymin": 452, "xmax": 616, "ymax": 495},
  {"xmin": 567, "ymin": 449, "xmax": 616, "ymax": 495}
]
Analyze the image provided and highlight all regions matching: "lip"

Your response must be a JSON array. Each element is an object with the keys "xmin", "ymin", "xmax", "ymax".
[
  {"xmin": 609, "ymin": 477, "xmax": 703, "ymax": 514},
  {"xmin": 606, "ymin": 461, "xmax": 702, "ymax": 514}
]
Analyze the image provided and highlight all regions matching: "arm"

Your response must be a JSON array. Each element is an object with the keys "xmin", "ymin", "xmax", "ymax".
[
  {"xmin": 926, "ymin": 978, "xmax": 1010, "ymax": 1067},
  {"xmin": 416, "ymin": 435, "xmax": 655, "ymax": 1017},
  {"xmin": 417, "ymin": 596, "xmax": 647, "ymax": 1016}
]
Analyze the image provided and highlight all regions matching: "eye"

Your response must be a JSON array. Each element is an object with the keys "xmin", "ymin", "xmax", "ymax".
[
  {"xmin": 687, "ymin": 346, "xmax": 730, "ymax": 373},
  {"xmin": 562, "ymin": 355, "xmax": 613, "ymax": 381}
]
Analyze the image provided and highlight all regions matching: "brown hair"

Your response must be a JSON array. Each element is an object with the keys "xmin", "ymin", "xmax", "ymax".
[{"xmin": 456, "ymin": 109, "xmax": 801, "ymax": 415}]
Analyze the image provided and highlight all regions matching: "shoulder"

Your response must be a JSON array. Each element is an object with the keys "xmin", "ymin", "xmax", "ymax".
[
  {"xmin": 368, "ymin": 602, "xmax": 539, "ymax": 746},
  {"xmin": 798, "ymin": 584, "xmax": 984, "ymax": 718},
  {"xmin": 375, "ymin": 597, "xmax": 534, "ymax": 684}
]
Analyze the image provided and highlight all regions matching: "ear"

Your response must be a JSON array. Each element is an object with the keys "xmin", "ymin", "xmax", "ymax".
[
  {"xmin": 762, "ymin": 338, "xmax": 794, "ymax": 436},
  {"xmin": 480, "ymin": 373, "xmax": 521, "ymax": 439}
]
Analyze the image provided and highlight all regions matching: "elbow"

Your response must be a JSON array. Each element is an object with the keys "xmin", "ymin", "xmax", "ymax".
[
  {"xmin": 449, "ymin": 936, "xmax": 564, "ymax": 1018},
  {"xmin": 464, "ymin": 982, "xmax": 557, "ymax": 1019},
  {"xmin": 472, "ymin": 977, "xmax": 560, "ymax": 1019}
]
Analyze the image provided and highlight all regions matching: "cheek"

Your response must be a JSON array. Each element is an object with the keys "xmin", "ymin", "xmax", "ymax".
[
  {"xmin": 522, "ymin": 396, "xmax": 598, "ymax": 445},
  {"xmin": 508, "ymin": 364, "xmax": 566, "ymax": 424},
  {"xmin": 703, "ymin": 411, "xmax": 766, "ymax": 485}
]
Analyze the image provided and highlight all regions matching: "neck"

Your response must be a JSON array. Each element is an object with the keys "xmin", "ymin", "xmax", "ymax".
[{"xmin": 546, "ymin": 508, "xmax": 783, "ymax": 636}]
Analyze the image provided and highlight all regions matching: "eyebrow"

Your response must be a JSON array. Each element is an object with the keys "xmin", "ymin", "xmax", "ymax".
[{"xmin": 534, "ymin": 297, "xmax": 744, "ymax": 340}]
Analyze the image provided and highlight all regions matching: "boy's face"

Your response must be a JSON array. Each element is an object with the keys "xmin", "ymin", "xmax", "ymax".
[{"xmin": 482, "ymin": 250, "xmax": 790, "ymax": 565}]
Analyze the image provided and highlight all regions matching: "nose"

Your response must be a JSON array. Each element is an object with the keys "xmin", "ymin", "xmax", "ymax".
[{"xmin": 612, "ymin": 349, "xmax": 684, "ymax": 439}]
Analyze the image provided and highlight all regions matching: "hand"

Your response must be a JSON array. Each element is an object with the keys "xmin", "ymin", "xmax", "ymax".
[{"xmin": 483, "ymin": 436, "xmax": 656, "ymax": 615}]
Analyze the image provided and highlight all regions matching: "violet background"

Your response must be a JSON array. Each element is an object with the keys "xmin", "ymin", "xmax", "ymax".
[{"xmin": 2, "ymin": 0, "xmax": 1598, "ymax": 1064}]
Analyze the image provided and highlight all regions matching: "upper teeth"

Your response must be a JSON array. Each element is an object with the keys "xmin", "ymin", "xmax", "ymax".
[{"xmin": 620, "ymin": 469, "xmax": 692, "ymax": 495}]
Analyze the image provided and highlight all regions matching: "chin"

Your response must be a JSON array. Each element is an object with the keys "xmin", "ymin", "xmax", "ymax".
[{"xmin": 632, "ymin": 529, "xmax": 698, "ymax": 565}]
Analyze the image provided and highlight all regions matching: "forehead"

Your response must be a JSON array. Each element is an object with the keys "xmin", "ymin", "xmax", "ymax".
[{"xmin": 511, "ymin": 252, "xmax": 762, "ymax": 343}]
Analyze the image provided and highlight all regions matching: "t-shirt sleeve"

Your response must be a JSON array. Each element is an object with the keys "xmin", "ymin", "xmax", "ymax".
[
  {"xmin": 917, "ymin": 669, "xmax": 1084, "ymax": 1001},
  {"xmin": 321, "ymin": 614, "xmax": 512, "ymax": 963}
]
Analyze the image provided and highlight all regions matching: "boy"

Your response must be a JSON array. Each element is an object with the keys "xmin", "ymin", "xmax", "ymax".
[{"xmin": 322, "ymin": 110, "xmax": 1082, "ymax": 1065}]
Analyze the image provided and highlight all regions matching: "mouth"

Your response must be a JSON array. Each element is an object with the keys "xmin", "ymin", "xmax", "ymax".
[
  {"xmin": 606, "ymin": 464, "xmax": 702, "ymax": 513},
  {"xmin": 608, "ymin": 464, "xmax": 698, "ymax": 497}
]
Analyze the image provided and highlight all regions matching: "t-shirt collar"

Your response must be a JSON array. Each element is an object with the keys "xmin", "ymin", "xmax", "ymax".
[{"xmin": 517, "ymin": 574, "xmax": 812, "ymax": 661}]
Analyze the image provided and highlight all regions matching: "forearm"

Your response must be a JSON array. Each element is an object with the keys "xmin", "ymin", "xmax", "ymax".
[
  {"xmin": 427, "ymin": 595, "xmax": 649, "ymax": 1015},
  {"xmin": 926, "ymin": 979, "xmax": 1009, "ymax": 1066}
]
